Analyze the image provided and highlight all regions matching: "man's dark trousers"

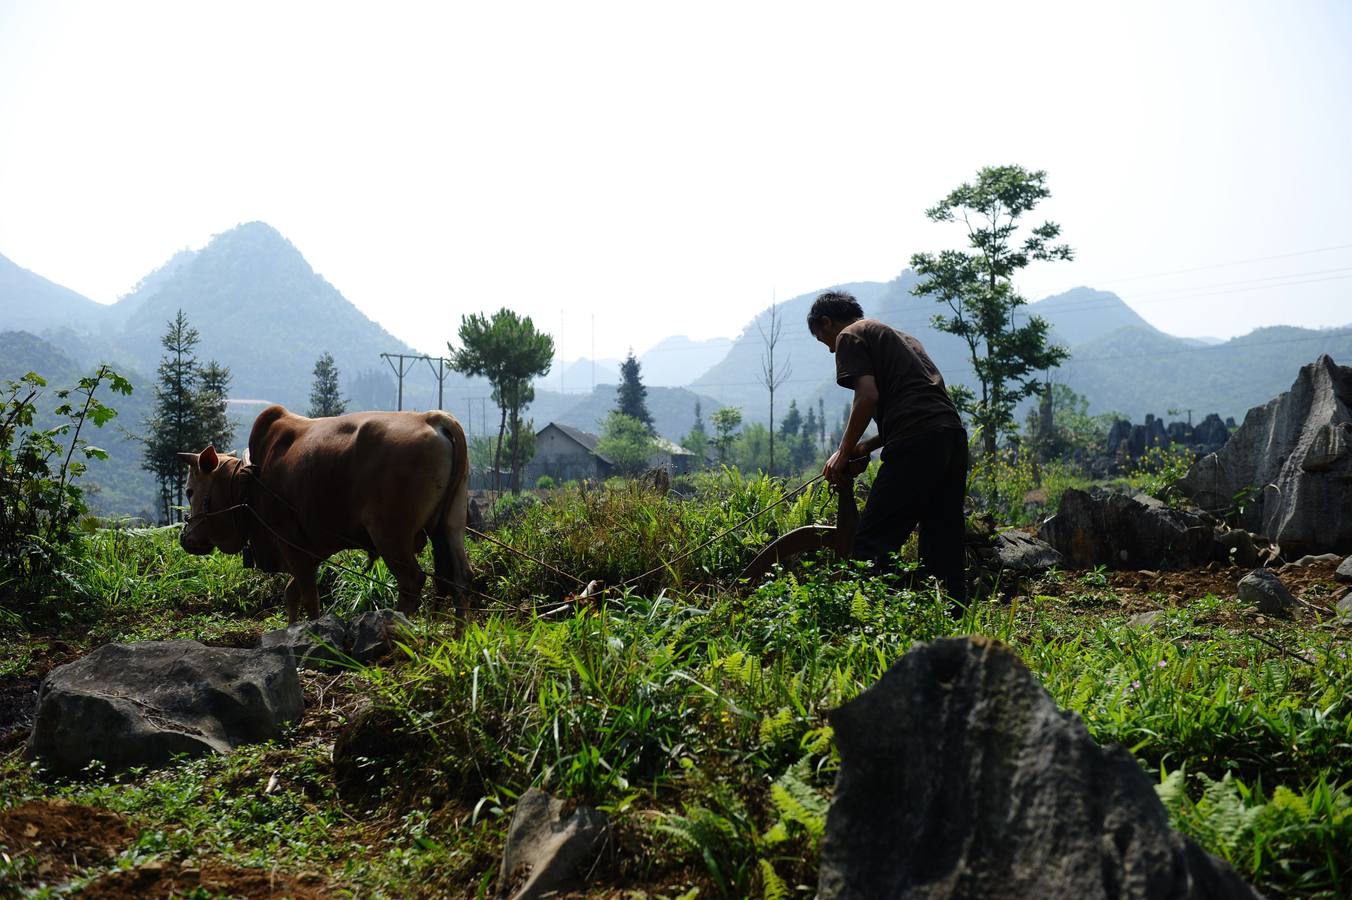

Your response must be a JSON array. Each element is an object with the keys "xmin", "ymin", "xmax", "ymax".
[{"xmin": 852, "ymin": 427, "xmax": 968, "ymax": 603}]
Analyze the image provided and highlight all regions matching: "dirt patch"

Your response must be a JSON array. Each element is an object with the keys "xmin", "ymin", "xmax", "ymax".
[
  {"xmin": 0, "ymin": 800, "xmax": 133, "ymax": 883},
  {"xmin": 80, "ymin": 860, "xmax": 330, "ymax": 899}
]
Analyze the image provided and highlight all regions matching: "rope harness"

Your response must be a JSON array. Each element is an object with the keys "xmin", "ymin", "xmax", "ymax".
[{"xmin": 185, "ymin": 455, "xmax": 834, "ymax": 610}]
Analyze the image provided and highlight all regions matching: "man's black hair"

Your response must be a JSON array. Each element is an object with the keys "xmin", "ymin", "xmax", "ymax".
[{"xmin": 807, "ymin": 290, "xmax": 864, "ymax": 332}]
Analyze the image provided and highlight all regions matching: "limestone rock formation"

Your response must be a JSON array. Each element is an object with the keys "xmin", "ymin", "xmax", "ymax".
[
  {"xmin": 817, "ymin": 637, "xmax": 1261, "ymax": 899},
  {"xmin": 1178, "ymin": 355, "xmax": 1352, "ymax": 556}
]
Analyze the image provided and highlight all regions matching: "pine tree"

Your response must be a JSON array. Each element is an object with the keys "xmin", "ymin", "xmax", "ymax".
[
  {"xmin": 196, "ymin": 359, "xmax": 235, "ymax": 452},
  {"xmin": 779, "ymin": 399, "xmax": 802, "ymax": 438},
  {"xmin": 142, "ymin": 310, "xmax": 202, "ymax": 523},
  {"xmin": 802, "ymin": 403, "xmax": 818, "ymax": 449},
  {"xmin": 308, "ymin": 352, "xmax": 347, "ymax": 417},
  {"xmin": 616, "ymin": 351, "xmax": 654, "ymax": 434},
  {"xmin": 682, "ymin": 400, "xmax": 709, "ymax": 464}
]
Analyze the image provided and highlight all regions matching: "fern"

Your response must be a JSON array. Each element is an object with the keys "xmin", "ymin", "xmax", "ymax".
[
  {"xmin": 759, "ymin": 707, "xmax": 796, "ymax": 747},
  {"xmin": 758, "ymin": 858, "xmax": 788, "ymax": 900},
  {"xmin": 849, "ymin": 589, "xmax": 872, "ymax": 623},
  {"xmin": 765, "ymin": 761, "xmax": 829, "ymax": 842}
]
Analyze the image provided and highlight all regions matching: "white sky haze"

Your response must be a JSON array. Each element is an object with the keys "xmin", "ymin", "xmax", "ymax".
[{"xmin": 1, "ymin": 0, "xmax": 1349, "ymax": 362}]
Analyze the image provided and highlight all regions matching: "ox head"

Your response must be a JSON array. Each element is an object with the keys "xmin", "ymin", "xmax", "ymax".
[{"xmin": 177, "ymin": 444, "xmax": 249, "ymax": 556}]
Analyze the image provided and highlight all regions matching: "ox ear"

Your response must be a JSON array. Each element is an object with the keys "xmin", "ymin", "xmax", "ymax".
[
  {"xmin": 177, "ymin": 451, "xmax": 199, "ymax": 468},
  {"xmin": 199, "ymin": 444, "xmax": 219, "ymax": 473}
]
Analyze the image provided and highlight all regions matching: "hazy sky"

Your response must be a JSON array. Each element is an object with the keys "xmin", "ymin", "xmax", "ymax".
[{"xmin": 1, "ymin": 1, "xmax": 1349, "ymax": 363}]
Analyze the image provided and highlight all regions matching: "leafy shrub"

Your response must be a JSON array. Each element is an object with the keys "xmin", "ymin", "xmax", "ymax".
[
  {"xmin": 489, "ymin": 491, "xmax": 538, "ymax": 527},
  {"xmin": 1126, "ymin": 444, "xmax": 1195, "ymax": 502},
  {"xmin": 0, "ymin": 366, "xmax": 130, "ymax": 615},
  {"xmin": 534, "ymin": 475, "xmax": 556, "ymax": 491}
]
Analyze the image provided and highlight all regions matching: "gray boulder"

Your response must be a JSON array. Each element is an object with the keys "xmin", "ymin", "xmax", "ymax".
[
  {"xmin": 1337, "ymin": 555, "xmax": 1352, "ymax": 584},
  {"xmin": 1238, "ymin": 570, "xmax": 1298, "ymax": 616},
  {"xmin": 1038, "ymin": 489, "xmax": 1214, "ymax": 569},
  {"xmin": 347, "ymin": 609, "xmax": 414, "ymax": 663},
  {"xmin": 259, "ymin": 612, "xmax": 348, "ymax": 670},
  {"xmin": 1291, "ymin": 553, "xmax": 1342, "ymax": 567},
  {"xmin": 498, "ymin": 788, "xmax": 610, "ymax": 899},
  {"xmin": 817, "ymin": 637, "xmax": 1261, "ymax": 899},
  {"xmin": 26, "ymin": 641, "xmax": 303, "ymax": 777},
  {"xmin": 1178, "ymin": 355, "xmax": 1352, "ymax": 556},
  {"xmin": 990, "ymin": 531, "xmax": 1063, "ymax": 574},
  {"xmin": 1336, "ymin": 591, "xmax": 1352, "ymax": 623}
]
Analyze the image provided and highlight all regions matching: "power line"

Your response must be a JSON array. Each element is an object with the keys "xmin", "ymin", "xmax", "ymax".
[{"xmin": 1054, "ymin": 242, "xmax": 1352, "ymax": 288}]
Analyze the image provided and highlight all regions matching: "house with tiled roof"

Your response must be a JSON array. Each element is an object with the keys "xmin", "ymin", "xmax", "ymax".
[{"xmin": 524, "ymin": 422, "xmax": 699, "ymax": 485}]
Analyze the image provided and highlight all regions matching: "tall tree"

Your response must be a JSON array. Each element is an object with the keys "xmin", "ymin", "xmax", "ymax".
[
  {"xmin": 910, "ymin": 164, "xmax": 1072, "ymax": 454},
  {"xmin": 196, "ymin": 359, "xmax": 235, "ymax": 453},
  {"xmin": 779, "ymin": 399, "xmax": 802, "ymax": 439},
  {"xmin": 616, "ymin": 351, "xmax": 654, "ymax": 433},
  {"xmin": 142, "ymin": 310, "xmax": 203, "ymax": 523},
  {"xmin": 681, "ymin": 399, "xmax": 709, "ymax": 465},
  {"xmin": 758, "ymin": 302, "xmax": 792, "ymax": 475},
  {"xmin": 711, "ymin": 406, "xmax": 742, "ymax": 466},
  {"xmin": 449, "ymin": 309, "xmax": 554, "ymax": 493},
  {"xmin": 308, "ymin": 352, "xmax": 347, "ymax": 417}
]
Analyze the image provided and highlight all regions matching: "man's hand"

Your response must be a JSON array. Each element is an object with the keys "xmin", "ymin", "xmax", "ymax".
[
  {"xmin": 823, "ymin": 449, "xmax": 848, "ymax": 484},
  {"xmin": 823, "ymin": 445, "xmax": 871, "ymax": 483}
]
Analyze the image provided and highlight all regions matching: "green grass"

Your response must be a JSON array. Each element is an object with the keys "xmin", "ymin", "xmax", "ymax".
[{"xmin": 0, "ymin": 477, "xmax": 1348, "ymax": 897}]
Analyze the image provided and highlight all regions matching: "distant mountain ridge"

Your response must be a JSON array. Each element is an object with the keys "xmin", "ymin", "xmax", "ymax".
[{"xmin": 0, "ymin": 252, "xmax": 107, "ymax": 334}]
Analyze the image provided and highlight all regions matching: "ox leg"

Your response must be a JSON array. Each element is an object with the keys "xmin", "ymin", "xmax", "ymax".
[
  {"xmin": 433, "ymin": 489, "xmax": 473, "ymax": 618},
  {"xmin": 373, "ymin": 532, "xmax": 426, "ymax": 615},
  {"xmin": 281, "ymin": 553, "xmax": 322, "ymax": 623},
  {"xmin": 388, "ymin": 556, "xmax": 427, "ymax": 615},
  {"xmin": 446, "ymin": 462, "xmax": 473, "ymax": 616}
]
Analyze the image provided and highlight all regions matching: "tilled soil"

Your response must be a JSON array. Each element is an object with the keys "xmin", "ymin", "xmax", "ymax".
[{"xmin": 0, "ymin": 799, "xmax": 133, "ymax": 883}]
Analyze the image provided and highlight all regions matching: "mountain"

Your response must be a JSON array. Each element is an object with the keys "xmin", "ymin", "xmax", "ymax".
[
  {"xmin": 1024, "ymin": 287, "xmax": 1164, "ymax": 346},
  {"xmin": 0, "ymin": 252, "xmax": 108, "ymax": 336},
  {"xmin": 104, "ymin": 222, "xmax": 473, "ymax": 411},
  {"xmin": 1059, "ymin": 324, "xmax": 1352, "ymax": 420},
  {"xmin": 639, "ymin": 335, "xmax": 735, "ymax": 387},
  {"xmin": 556, "ymin": 356, "xmax": 623, "ymax": 394}
]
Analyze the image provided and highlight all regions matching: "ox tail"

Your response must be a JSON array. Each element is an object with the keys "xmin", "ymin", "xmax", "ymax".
[{"xmin": 429, "ymin": 414, "xmax": 472, "ymax": 613}]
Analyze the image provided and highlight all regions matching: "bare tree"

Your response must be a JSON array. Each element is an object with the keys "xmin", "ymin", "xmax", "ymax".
[{"xmin": 758, "ymin": 300, "xmax": 792, "ymax": 475}]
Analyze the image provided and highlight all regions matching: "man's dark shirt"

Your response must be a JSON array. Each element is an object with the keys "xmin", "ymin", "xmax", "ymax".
[{"xmin": 834, "ymin": 318, "xmax": 962, "ymax": 446}]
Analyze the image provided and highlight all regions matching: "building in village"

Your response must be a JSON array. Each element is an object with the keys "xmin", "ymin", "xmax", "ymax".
[{"xmin": 523, "ymin": 422, "xmax": 699, "ymax": 485}]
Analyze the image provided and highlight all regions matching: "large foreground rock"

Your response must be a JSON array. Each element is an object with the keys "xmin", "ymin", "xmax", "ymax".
[
  {"xmin": 1178, "ymin": 354, "xmax": 1352, "ymax": 556},
  {"xmin": 27, "ymin": 641, "xmax": 303, "ymax": 777},
  {"xmin": 817, "ymin": 637, "xmax": 1261, "ymax": 899},
  {"xmin": 1038, "ymin": 489, "xmax": 1214, "ymax": 569}
]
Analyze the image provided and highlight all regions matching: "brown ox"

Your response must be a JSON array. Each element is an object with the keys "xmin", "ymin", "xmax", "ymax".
[{"xmin": 178, "ymin": 404, "xmax": 471, "ymax": 622}]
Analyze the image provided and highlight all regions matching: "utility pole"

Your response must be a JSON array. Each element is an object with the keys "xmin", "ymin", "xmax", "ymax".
[{"xmin": 381, "ymin": 352, "xmax": 453, "ymax": 411}]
